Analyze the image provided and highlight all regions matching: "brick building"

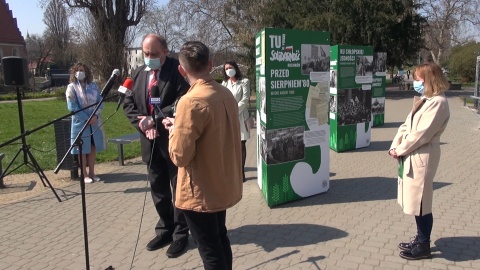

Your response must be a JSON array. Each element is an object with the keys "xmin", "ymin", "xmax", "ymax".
[{"xmin": 0, "ymin": 0, "xmax": 27, "ymax": 61}]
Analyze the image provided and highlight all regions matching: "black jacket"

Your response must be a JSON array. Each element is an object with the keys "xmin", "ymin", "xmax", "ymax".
[{"xmin": 123, "ymin": 56, "xmax": 190, "ymax": 162}]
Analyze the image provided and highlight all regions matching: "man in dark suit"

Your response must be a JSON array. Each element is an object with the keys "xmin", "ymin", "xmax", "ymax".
[{"xmin": 123, "ymin": 34, "xmax": 190, "ymax": 258}]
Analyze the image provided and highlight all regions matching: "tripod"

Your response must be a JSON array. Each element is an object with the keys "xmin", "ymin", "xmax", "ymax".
[{"xmin": 1, "ymin": 86, "xmax": 61, "ymax": 202}]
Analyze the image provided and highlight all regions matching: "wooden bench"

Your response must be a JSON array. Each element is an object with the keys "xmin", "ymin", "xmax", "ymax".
[
  {"xmin": 449, "ymin": 83, "xmax": 462, "ymax": 90},
  {"xmin": 108, "ymin": 133, "xmax": 140, "ymax": 166},
  {"xmin": 471, "ymin": 96, "xmax": 480, "ymax": 113},
  {"xmin": 460, "ymin": 95, "xmax": 480, "ymax": 105},
  {"xmin": 460, "ymin": 95, "xmax": 480, "ymax": 113}
]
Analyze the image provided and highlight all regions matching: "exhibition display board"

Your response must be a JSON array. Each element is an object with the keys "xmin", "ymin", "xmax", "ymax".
[
  {"xmin": 329, "ymin": 45, "xmax": 373, "ymax": 152},
  {"xmin": 372, "ymin": 52, "xmax": 387, "ymax": 127},
  {"xmin": 255, "ymin": 28, "xmax": 330, "ymax": 207}
]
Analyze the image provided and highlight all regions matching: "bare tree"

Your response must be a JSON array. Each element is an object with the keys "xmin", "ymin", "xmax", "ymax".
[
  {"xmin": 69, "ymin": 9, "xmax": 102, "ymax": 77},
  {"xmin": 223, "ymin": 0, "xmax": 269, "ymax": 57},
  {"xmin": 60, "ymin": 0, "xmax": 152, "ymax": 80},
  {"xmin": 43, "ymin": 0, "xmax": 71, "ymax": 68},
  {"xmin": 25, "ymin": 33, "xmax": 53, "ymax": 77},
  {"xmin": 420, "ymin": 0, "xmax": 480, "ymax": 65},
  {"xmin": 163, "ymin": 0, "xmax": 268, "ymax": 66},
  {"xmin": 168, "ymin": 0, "xmax": 235, "ymax": 53},
  {"xmin": 148, "ymin": 0, "xmax": 270, "ymax": 85},
  {"xmin": 142, "ymin": 3, "xmax": 184, "ymax": 52}
]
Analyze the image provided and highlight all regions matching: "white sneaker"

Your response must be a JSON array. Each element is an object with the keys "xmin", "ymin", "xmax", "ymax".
[
  {"xmin": 84, "ymin": 177, "xmax": 94, "ymax": 183},
  {"xmin": 90, "ymin": 175, "xmax": 101, "ymax": 182}
]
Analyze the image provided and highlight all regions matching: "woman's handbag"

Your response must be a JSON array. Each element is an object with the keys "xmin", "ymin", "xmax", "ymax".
[
  {"xmin": 245, "ymin": 115, "xmax": 255, "ymax": 131},
  {"xmin": 243, "ymin": 96, "xmax": 255, "ymax": 132}
]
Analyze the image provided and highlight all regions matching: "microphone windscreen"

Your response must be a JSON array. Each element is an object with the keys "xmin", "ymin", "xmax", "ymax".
[
  {"xmin": 118, "ymin": 78, "xmax": 134, "ymax": 94},
  {"xmin": 122, "ymin": 78, "xmax": 134, "ymax": 89},
  {"xmin": 150, "ymin": 85, "xmax": 160, "ymax": 98}
]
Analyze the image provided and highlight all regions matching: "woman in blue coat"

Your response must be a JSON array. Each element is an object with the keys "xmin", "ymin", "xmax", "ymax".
[{"xmin": 65, "ymin": 62, "xmax": 106, "ymax": 183}]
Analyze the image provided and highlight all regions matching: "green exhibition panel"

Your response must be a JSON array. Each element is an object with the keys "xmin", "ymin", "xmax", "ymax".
[
  {"xmin": 329, "ymin": 45, "xmax": 373, "ymax": 152},
  {"xmin": 372, "ymin": 52, "xmax": 387, "ymax": 127},
  {"xmin": 255, "ymin": 28, "xmax": 330, "ymax": 207}
]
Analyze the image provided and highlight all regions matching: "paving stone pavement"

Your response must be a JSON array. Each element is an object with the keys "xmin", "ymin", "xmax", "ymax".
[{"xmin": 1, "ymin": 90, "xmax": 479, "ymax": 270}]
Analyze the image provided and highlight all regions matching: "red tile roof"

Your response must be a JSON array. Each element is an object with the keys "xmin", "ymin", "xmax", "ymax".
[{"xmin": 0, "ymin": 0, "xmax": 25, "ymax": 45}]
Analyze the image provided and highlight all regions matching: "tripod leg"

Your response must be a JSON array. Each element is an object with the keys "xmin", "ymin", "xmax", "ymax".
[
  {"xmin": 23, "ymin": 152, "xmax": 48, "ymax": 187},
  {"xmin": 25, "ymin": 147, "xmax": 62, "ymax": 202},
  {"xmin": 1, "ymin": 147, "xmax": 24, "ymax": 178}
]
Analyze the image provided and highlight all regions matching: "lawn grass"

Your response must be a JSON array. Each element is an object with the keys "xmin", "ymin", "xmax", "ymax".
[
  {"xmin": 0, "ymin": 87, "xmax": 65, "ymax": 101},
  {"xmin": 0, "ymin": 99, "xmax": 140, "ymax": 174}
]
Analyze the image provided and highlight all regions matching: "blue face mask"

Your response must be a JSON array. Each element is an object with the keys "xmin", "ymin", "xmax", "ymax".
[
  {"xmin": 144, "ymin": 57, "xmax": 161, "ymax": 70},
  {"xmin": 413, "ymin": 80, "xmax": 424, "ymax": 95}
]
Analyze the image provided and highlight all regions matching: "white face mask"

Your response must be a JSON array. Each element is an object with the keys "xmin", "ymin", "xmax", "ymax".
[
  {"xmin": 226, "ymin": 68, "xmax": 236, "ymax": 78},
  {"xmin": 75, "ymin": 71, "xmax": 86, "ymax": 81}
]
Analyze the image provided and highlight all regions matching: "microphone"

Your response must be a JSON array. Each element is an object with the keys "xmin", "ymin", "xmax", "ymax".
[
  {"xmin": 116, "ymin": 77, "xmax": 134, "ymax": 111},
  {"xmin": 100, "ymin": 69, "xmax": 121, "ymax": 97},
  {"xmin": 149, "ymin": 85, "xmax": 165, "ymax": 120}
]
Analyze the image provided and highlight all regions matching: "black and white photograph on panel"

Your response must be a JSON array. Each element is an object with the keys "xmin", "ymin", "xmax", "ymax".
[
  {"xmin": 259, "ymin": 77, "xmax": 267, "ymax": 115},
  {"xmin": 337, "ymin": 88, "xmax": 372, "ymax": 125},
  {"xmin": 329, "ymin": 95, "xmax": 337, "ymax": 113},
  {"xmin": 373, "ymin": 52, "xmax": 387, "ymax": 73},
  {"xmin": 260, "ymin": 124, "xmax": 268, "ymax": 162},
  {"xmin": 372, "ymin": 97, "xmax": 385, "ymax": 115},
  {"xmin": 301, "ymin": 44, "xmax": 330, "ymax": 75},
  {"xmin": 330, "ymin": 70, "xmax": 337, "ymax": 88},
  {"xmin": 355, "ymin": 56, "xmax": 374, "ymax": 77},
  {"xmin": 265, "ymin": 126, "xmax": 305, "ymax": 165}
]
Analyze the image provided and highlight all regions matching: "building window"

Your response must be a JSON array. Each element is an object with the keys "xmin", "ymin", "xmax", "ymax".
[{"xmin": 12, "ymin": 48, "xmax": 18, "ymax": 56}]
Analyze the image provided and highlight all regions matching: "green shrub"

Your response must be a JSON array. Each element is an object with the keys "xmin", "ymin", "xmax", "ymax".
[{"xmin": 447, "ymin": 41, "xmax": 480, "ymax": 83}]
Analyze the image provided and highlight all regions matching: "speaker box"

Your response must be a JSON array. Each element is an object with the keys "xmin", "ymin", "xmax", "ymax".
[{"xmin": 2, "ymin": 56, "xmax": 28, "ymax": 86}]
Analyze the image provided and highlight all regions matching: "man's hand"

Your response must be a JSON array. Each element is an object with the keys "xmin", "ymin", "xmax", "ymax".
[
  {"xmin": 145, "ymin": 127, "xmax": 158, "ymax": 140},
  {"xmin": 162, "ymin": 117, "xmax": 175, "ymax": 133},
  {"xmin": 138, "ymin": 116, "xmax": 155, "ymax": 133}
]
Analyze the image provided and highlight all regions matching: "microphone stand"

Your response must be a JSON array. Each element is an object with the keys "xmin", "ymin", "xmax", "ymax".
[{"xmin": 54, "ymin": 91, "xmax": 112, "ymax": 270}]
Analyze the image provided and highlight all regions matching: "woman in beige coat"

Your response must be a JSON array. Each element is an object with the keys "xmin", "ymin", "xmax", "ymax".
[
  {"xmin": 222, "ymin": 61, "xmax": 251, "ymax": 182},
  {"xmin": 389, "ymin": 62, "xmax": 450, "ymax": 260}
]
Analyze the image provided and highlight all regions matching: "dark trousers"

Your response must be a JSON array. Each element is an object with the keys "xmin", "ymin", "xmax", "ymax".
[
  {"xmin": 148, "ymin": 139, "xmax": 188, "ymax": 241},
  {"xmin": 184, "ymin": 210, "xmax": 232, "ymax": 270},
  {"xmin": 241, "ymin": 140, "xmax": 246, "ymax": 181},
  {"xmin": 415, "ymin": 213, "xmax": 433, "ymax": 243}
]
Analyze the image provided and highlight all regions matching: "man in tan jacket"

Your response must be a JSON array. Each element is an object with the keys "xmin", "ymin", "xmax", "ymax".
[{"xmin": 162, "ymin": 41, "xmax": 242, "ymax": 270}]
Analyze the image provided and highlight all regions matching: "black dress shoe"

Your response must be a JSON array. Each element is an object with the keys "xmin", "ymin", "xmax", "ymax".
[
  {"xmin": 166, "ymin": 237, "xmax": 188, "ymax": 258},
  {"xmin": 146, "ymin": 235, "xmax": 173, "ymax": 251},
  {"xmin": 398, "ymin": 235, "xmax": 418, "ymax": 251},
  {"xmin": 399, "ymin": 242, "xmax": 431, "ymax": 260}
]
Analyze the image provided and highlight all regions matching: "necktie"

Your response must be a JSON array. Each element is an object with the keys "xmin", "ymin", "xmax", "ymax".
[{"xmin": 147, "ymin": 70, "xmax": 158, "ymax": 116}]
